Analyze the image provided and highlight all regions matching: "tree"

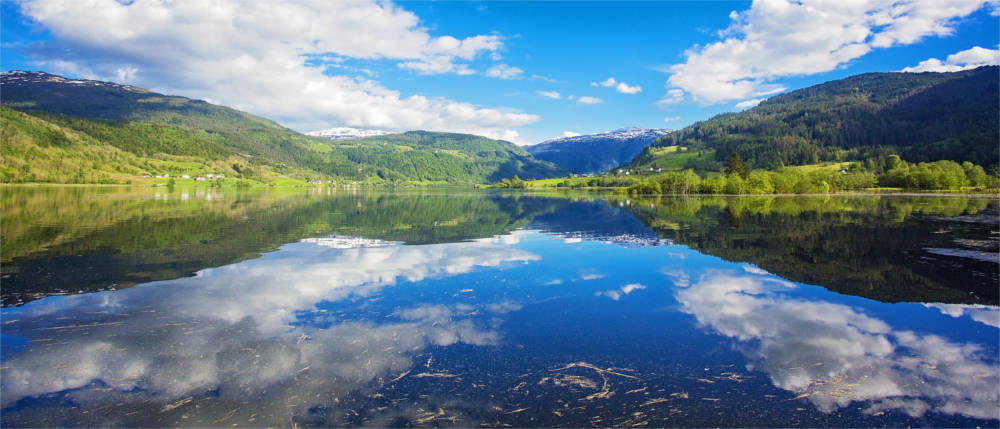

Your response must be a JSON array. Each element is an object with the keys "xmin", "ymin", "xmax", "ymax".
[
  {"xmin": 884, "ymin": 154, "xmax": 903, "ymax": 171},
  {"xmin": 725, "ymin": 152, "xmax": 748, "ymax": 179}
]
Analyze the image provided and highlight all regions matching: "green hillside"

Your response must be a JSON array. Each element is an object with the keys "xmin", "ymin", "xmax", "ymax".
[
  {"xmin": 329, "ymin": 131, "xmax": 567, "ymax": 183},
  {"xmin": 1, "ymin": 107, "xmax": 242, "ymax": 184},
  {"xmin": 0, "ymin": 71, "xmax": 565, "ymax": 184},
  {"xmin": 626, "ymin": 66, "xmax": 999, "ymax": 172}
]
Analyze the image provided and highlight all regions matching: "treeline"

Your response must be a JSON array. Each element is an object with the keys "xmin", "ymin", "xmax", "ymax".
[
  {"xmin": 490, "ymin": 175, "xmax": 528, "ymax": 188},
  {"xmin": 618, "ymin": 157, "xmax": 997, "ymax": 195}
]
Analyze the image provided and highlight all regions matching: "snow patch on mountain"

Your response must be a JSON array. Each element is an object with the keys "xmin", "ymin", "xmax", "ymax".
[
  {"xmin": 536, "ymin": 127, "xmax": 671, "ymax": 146},
  {"xmin": 1, "ymin": 70, "xmax": 148, "ymax": 93},
  {"xmin": 525, "ymin": 127, "xmax": 673, "ymax": 174}
]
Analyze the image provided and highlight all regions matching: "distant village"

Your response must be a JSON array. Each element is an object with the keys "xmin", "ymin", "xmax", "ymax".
[
  {"xmin": 616, "ymin": 167, "xmax": 664, "ymax": 175},
  {"xmin": 565, "ymin": 167, "xmax": 666, "ymax": 179}
]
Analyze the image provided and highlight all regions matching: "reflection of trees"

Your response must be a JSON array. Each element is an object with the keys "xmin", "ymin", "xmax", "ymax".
[
  {"xmin": 624, "ymin": 196, "xmax": 998, "ymax": 304},
  {"xmin": 1, "ymin": 187, "xmax": 563, "ymax": 306}
]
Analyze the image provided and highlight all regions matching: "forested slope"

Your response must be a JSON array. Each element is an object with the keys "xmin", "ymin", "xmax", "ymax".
[
  {"xmin": 1, "ymin": 71, "xmax": 564, "ymax": 184},
  {"xmin": 628, "ymin": 66, "xmax": 999, "ymax": 171}
]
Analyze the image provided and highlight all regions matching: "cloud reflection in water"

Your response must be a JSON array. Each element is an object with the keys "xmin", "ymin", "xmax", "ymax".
[
  {"xmin": 673, "ymin": 270, "xmax": 999, "ymax": 420},
  {"xmin": 2, "ymin": 235, "xmax": 538, "ymax": 425}
]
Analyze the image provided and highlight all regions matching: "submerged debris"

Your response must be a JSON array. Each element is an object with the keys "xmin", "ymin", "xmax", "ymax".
[
  {"xmin": 545, "ymin": 361, "xmax": 640, "ymax": 402},
  {"xmin": 160, "ymin": 397, "xmax": 193, "ymax": 413},
  {"xmin": 411, "ymin": 372, "xmax": 457, "ymax": 379}
]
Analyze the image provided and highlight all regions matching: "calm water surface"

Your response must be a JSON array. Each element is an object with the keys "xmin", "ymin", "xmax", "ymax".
[{"xmin": 2, "ymin": 186, "xmax": 998, "ymax": 427}]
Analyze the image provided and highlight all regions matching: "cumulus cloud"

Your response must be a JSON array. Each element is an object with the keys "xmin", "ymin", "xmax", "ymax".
[
  {"xmin": 591, "ymin": 77, "xmax": 618, "ymax": 87},
  {"xmin": 901, "ymin": 45, "xmax": 1000, "ymax": 72},
  {"xmin": 576, "ymin": 96, "xmax": 603, "ymax": 105},
  {"xmin": 561, "ymin": 131, "xmax": 581, "ymax": 138},
  {"xmin": 676, "ymin": 271, "xmax": 1000, "ymax": 420},
  {"xmin": 666, "ymin": 0, "xmax": 994, "ymax": 104},
  {"xmin": 485, "ymin": 63, "xmax": 524, "ymax": 79},
  {"xmin": 615, "ymin": 82, "xmax": 642, "ymax": 94},
  {"xmin": 14, "ymin": 0, "xmax": 538, "ymax": 140},
  {"xmin": 662, "ymin": 116, "xmax": 681, "ymax": 122},
  {"xmin": 657, "ymin": 88, "xmax": 684, "ymax": 107},
  {"xmin": 591, "ymin": 77, "xmax": 641, "ymax": 94},
  {"xmin": 537, "ymin": 90, "xmax": 562, "ymax": 99},
  {"xmin": 735, "ymin": 98, "xmax": 765, "ymax": 110}
]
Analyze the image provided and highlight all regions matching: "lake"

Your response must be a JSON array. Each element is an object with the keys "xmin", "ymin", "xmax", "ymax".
[{"xmin": 1, "ymin": 186, "xmax": 998, "ymax": 427}]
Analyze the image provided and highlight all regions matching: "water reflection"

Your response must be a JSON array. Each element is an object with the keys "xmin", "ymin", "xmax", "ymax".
[
  {"xmin": 2, "ymin": 234, "xmax": 537, "ymax": 426},
  {"xmin": 2, "ymin": 188, "xmax": 998, "ymax": 426},
  {"xmin": 924, "ymin": 303, "xmax": 1000, "ymax": 328},
  {"xmin": 624, "ymin": 195, "xmax": 999, "ymax": 304},
  {"xmin": 1, "ymin": 186, "xmax": 560, "ymax": 306},
  {"xmin": 673, "ymin": 270, "xmax": 999, "ymax": 419}
]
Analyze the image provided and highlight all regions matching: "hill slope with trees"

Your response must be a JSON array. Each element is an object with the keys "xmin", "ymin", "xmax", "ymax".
[
  {"xmin": 1, "ymin": 71, "xmax": 564, "ymax": 184},
  {"xmin": 626, "ymin": 66, "xmax": 999, "ymax": 172}
]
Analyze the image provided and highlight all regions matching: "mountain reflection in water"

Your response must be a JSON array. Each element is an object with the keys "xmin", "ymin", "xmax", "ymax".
[{"xmin": 1, "ymin": 188, "xmax": 997, "ymax": 426}]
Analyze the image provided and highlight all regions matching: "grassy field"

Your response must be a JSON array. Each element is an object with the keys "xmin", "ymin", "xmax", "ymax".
[
  {"xmin": 783, "ymin": 161, "xmax": 853, "ymax": 173},
  {"xmin": 629, "ymin": 146, "xmax": 715, "ymax": 172}
]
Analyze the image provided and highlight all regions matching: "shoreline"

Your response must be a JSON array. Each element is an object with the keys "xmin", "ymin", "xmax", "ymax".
[{"xmin": 3, "ymin": 182, "xmax": 998, "ymax": 197}]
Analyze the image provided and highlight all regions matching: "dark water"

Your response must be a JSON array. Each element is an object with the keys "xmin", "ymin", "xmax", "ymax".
[{"xmin": 2, "ymin": 186, "xmax": 998, "ymax": 427}]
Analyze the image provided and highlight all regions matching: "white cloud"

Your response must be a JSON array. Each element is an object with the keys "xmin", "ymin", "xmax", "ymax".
[
  {"xmin": 663, "ymin": 116, "xmax": 681, "ymax": 122},
  {"xmin": 485, "ymin": 63, "xmax": 524, "ymax": 79},
  {"xmin": 657, "ymin": 88, "xmax": 684, "ymax": 107},
  {"xmin": 16, "ymin": 0, "xmax": 538, "ymax": 140},
  {"xmin": 592, "ymin": 77, "xmax": 617, "ymax": 87},
  {"xmin": 537, "ymin": 90, "xmax": 562, "ymax": 99},
  {"xmin": 530, "ymin": 74, "xmax": 560, "ymax": 83},
  {"xmin": 902, "ymin": 45, "xmax": 1000, "ymax": 72},
  {"xmin": 561, "ymin": 131, "xmax": 581, "ymax": 137},
  {"xmin": 735, "ymin": 98, "xmax": 765, "ymax": 110},
  {"xmin": 666, "ymin": 0, "xmax": 993, "ymax": 104},
  {"xmin": 114, "ymin": 65, "xmax": 138, "ymax": 84},
  {"xmin": 615, "ymin": 82, "xmax": 642, "ymax": 94},
  {"xmin": 591, "ymin": 77, "xmax": 641, "ymax": 94},
  {"xmin": 576, "ymin": 96, "xmax": 603, "ymax": 105}
]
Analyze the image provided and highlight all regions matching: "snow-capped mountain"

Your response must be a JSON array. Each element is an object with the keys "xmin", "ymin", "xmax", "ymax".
[
  {"xmin": 539, "ymin": 127, "xmax": 671, "ymax": 146},
  {"xmin": 305, "ymin": 127, "xmax": 394, "ymax": 140},
  {"xmin": 1, "ymin": 70, "xmax": 148, "ymax": 93},
  {"xmin": 526, "ymin": 127, "xmax": 671, "ymax": 174}
]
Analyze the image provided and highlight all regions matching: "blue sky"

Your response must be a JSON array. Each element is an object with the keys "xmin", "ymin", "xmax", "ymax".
[{"xmin": 3, "ymin": 0, "xmax": 998, "ymax": 145}]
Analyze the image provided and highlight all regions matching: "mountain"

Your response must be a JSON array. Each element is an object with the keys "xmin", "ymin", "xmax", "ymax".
[
  {"xmin": 626, "ymin": 66, "xmax": 999, "ymax": 171},
  {"xmin": 306, "ymin": 127, "xmax": 393, "ymax": 140},
  {"xmin": 0, "ymin": 71, "xmax": 564, "ymax": 184},
  {"xmin": 1, "ymin": 70, "xmax": 341, "ymax": 183},
  {"xmin": 526, "ymin": 127, "xmax": 671, "ymax": 174},
  {"xmin": 330, "ymin": 131, "xmax": 567, "ymax": 183}
]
